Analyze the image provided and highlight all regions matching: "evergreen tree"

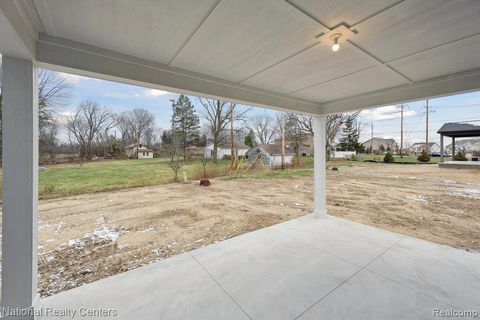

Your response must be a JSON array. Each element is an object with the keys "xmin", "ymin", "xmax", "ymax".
[
  {"xmin": 337, "ymin": 118, "xmax": 362, "ymax": 152},
  {"xmin": 171, "ymin": 95, "xmax": 200, "ymax": 160},
  {"xmin": 244, "ymin": 129, "xmax": 256, "ymax": 148}
]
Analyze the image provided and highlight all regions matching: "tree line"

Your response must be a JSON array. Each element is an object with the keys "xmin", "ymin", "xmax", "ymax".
[{"xmin": 0, "ymin": 68, "xmax": 364, "ymax": 164}]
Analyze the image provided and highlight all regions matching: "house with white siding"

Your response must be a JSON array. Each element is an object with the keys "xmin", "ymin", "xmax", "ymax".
[{"xmin": 125, "ymin": 144, "xmax": 154, "ymax": 159}]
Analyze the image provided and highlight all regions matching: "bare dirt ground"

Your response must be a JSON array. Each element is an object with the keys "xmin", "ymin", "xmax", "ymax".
[{"xmin": 5, "ymin": 163, "xmax": 480, "ymax": 297}]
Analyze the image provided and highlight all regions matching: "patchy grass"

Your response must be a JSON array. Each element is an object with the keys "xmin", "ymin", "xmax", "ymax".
[
  {"xmin": 0, "ymin": 154, "xmax": 451, "ymax": 200},
  {"xmin": 17, "ymin": 158, "xmax": 230, "ymax": 199},
  {"xmin": 224, "ymin": 168, "xmax": 314, "ymax": 180}
]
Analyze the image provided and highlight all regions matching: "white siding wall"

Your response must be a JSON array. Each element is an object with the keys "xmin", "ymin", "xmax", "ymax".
[
  {"xmin": 332, "ymin": 151, "xmax": 355, "ymax": 159},
  {"xmin": 204, "ymin": 146, "xmax": 248, "ymax": 159},
  {"xmin": 138, "ymin": 151, "xmax": 153, "ymax": 159},
  {"xmin": 270, "ymin": 155, "xmax": 294, "ymax": 167}
]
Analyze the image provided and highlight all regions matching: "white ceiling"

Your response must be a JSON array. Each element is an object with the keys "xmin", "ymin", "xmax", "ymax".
[{"xmin": 3, "ymin": 0, "xmax": 480, "ymax": 114}]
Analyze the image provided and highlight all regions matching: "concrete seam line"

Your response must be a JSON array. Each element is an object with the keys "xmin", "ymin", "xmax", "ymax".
[
  {"xmin": 190, "ymin": 254, "xmax": 254, "ymax": 320},
  {"xmin": 293, "ymin": 237, "xmax": 404, "ymax": 320}
]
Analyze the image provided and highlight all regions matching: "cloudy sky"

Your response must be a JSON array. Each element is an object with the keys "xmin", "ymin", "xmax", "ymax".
[{"xmin": 57, "ymin": 71, "xmax": 480, "ymax": 147}]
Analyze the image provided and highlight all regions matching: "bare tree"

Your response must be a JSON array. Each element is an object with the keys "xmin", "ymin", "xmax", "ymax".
[
  {"xmin": 116, "ymin": 112, "xmax": 133, "ymax": 144},
  {"xmin": 65, "ymin": 101, "xmax": 116, "ymax": 160},
  {"xmin": 145, "ymin": 126, "xmax": 162, "ymax": 148},
  {"xmin": 0, "ymin": 68, "xmax": 72, "ymax": 159},
  {"xmin": 198, "ymin": 98, "xmax": 250, "ymax": 163},
  {"xmin": 250, "ymin": 112, "xmax": 278, "ymax": 144},
  {"xmin": 285, "ymin": 112, "xmax": 361, "ymax": 160},
  {"xmin": 286, "ymin": 112, "xmax": 360, "ymax": 145},
  {"xmin": 169, "ymin": 151, "xmax": 183, "ymax": 182},
  {"xmin": 116, "ymin": 108, "xmax": 155, "ymax": 146},
  {"xmin": 285, "ymin": 114, "xmax": 308, "ymax": 161},
  {"xmin": 38, "ymin": 70, "xmax": 71, "ymax": 127}
]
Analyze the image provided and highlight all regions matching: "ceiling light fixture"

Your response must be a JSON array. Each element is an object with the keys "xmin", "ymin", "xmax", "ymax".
[{"xmin": 330, "ymin": 33, "xmax": 342, "ymax": 52}]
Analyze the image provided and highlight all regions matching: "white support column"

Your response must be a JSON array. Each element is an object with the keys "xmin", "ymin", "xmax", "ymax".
[
  {"xmin": 1, "ymin": 56, "xmax": 39, "ymax": 318},
  {"xmin": 313, "ymin": 115, "xmax": 327, "ymax": 218}
]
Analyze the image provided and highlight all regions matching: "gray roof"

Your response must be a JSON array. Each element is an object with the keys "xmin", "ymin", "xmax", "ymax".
[
  {"xmin": 437, "ymin": 122, "xmax": 480, "ymax": 137},
  {"xmin": 206, "ymin": 142, "xmax": 250, "ymax": 149},
  {"xmin": 411, "ymin": 142, "xmax": 439, "ymax": 147},
  {"xmin": 446, "ymin": 138, "xmax": 480, "ymax": 148},
  {"xmin": 361, "ymin": 137, "xmax": 397, "ymax": 145},
  {"xmin": 257, "ymin": 144, "xmax": 295, "ymax": 156},
  {"xmin": 125, "ymin": 143, "xmax": 146, "ymax": 149}
]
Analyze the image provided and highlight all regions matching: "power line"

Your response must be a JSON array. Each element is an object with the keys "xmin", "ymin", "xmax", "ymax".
[
  {"xmin": 430, "ymin": 103, "xmax": 480, "ymax": 108},
  {"xmin": 367, "ymin": 117, "xmax": 480, "ymax": 129}
]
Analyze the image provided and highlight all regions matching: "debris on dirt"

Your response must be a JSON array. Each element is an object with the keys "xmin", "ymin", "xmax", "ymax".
[
  {"xmin": 453, "ymin": 188, "xmax": 480, "ymax": 199},
  {"xmin": 332, "ymin": 167, "xmax": 339, "ymax": 171},
  {"xmin": 406, "ymin": 195, "xmax": 429, "ymax": 202},
  {"xmin": 199, "ymin": 179, "xmax": 211, "ymax": 186}
]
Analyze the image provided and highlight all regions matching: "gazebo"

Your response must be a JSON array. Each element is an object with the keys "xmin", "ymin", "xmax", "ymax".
[{"xmin": 437, "ymin": 122, "xmax": 480, "ymax": 162}]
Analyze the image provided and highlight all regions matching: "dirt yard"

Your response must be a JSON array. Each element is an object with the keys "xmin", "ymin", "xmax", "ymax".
[{"xmin": 10, "ymin": 163, "xmax": 480, "ymax": 297}]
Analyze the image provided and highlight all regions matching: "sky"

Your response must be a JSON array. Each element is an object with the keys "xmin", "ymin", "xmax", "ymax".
[{"xmin": 55, "ymin": 71, "xmax": 480, "ymax": 147}]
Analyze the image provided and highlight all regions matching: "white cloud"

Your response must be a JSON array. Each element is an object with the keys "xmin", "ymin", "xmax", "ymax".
[
  {"xmin": 58, "ymin": 72, "xmax": 83, "ymax": 84},
  {"xmin": 146, "ymin": 88, "xmax": 170, "ymax": 96},
  {"xmin": 360, "ymin": 105, "xmax": 417, "ymax": 121}
]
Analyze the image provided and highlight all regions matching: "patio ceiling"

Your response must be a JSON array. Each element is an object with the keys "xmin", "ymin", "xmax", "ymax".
[{"xmin": 1, "ymin": 0, "xmax": 480, "ymax": 114}]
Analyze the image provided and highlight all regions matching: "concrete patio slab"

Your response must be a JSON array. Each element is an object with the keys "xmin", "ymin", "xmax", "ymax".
[
  {"xmin": 191, "ymin": 226, "xmax": 361, "ymax": 320},
  {"xmin": 269, "ymin": 215, "xmax": 404, "ymax": 266},
  {"xmin": 39, "ymin": 253, "xmax": 250, "ymax": 320},
  {"xmin": 296, "ymin": 269, "xmax": 452, "ymax": 320},
  {"xmin": 38, "ymin": 215, "xmax": 480, "ymax": 320},
  {"xmin": 367, "ymin": 237, "xmax": 480, "ymax": 310}
]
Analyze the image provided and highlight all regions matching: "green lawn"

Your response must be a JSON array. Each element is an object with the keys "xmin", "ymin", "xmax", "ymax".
[
  {"xmin": 0, "ymin": 154, "xmax": 454, "ymax": 200},
  {"xmin": 29, "ymin": 158, "xmax": 230, "ymax": 199}
]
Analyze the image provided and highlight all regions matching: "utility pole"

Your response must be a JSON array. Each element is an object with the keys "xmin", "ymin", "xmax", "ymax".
[
  {"xmin": 370, "ymin": 122, "xmax": 373, "ymax": 154},
  {"xmin": 400, "ymin": 104, "xmax": 404, "ymax": 158},
  {"xmin": 425, "ymin": 99, "xmax": 429, "ymax": 154},
  {"xmin": 230, "ymin": 105, "xmax": 235, "ymax": 169},
  {"xmin": 136, "ymin": 132, "xmax": 140, "ymax": 159},
  {"xmin": 281, "ymin": 113, "xmax": 285, "ymax": 170}
]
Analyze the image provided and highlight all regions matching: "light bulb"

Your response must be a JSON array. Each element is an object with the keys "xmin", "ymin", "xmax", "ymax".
[{"xmin": 331, "ymin": 34, "xmax": 341, "ymax": 52}]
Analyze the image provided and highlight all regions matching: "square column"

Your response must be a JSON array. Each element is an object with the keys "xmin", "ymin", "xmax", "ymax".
[
  {"xmin": 452, "ymin": 137, "xmax": 456, "ymax": 158},
  {"xmin": 313, "ymin": 115, "xmax": 327, "ymax": 218},
  {"xmin": 1, "ymin": 56, "xmax": 39, "ymax": 318}
]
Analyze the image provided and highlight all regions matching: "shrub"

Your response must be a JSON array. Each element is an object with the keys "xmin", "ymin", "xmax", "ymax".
[
  {"xmin": 383, "ymin": 152, "xmax": 394, "ymax": 163},
  {"xmin": 417, "ymin": 149, "xmax": 430, "ymax": 163},
  {"xmin": 42, "ymin": 184, "xmax": 56, "ymax": 197},
  {"xmin": 454, "ymin": 151, "xmax": 467, "ymax": 161}
]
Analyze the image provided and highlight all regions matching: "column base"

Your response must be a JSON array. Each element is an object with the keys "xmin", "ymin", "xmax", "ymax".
[{"xmin": 313, "ymin": 210, "xmax": 328, "ymax": 218}]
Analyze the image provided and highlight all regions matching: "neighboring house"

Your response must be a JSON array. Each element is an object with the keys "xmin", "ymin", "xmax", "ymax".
[
  {"xmin": 247, "ymin": 144, "xmax": 295, "ymax": 167},
  {"xmin": 185, "ymin": 146, "xmax": 204, "ymax": 159},
  {"xmin": 125, "ymin": 144, "xmax": 154, "ymax": 159},
  {"xmin": 361, "ymin": 138, "xmax": 398, "ymax": 154},
  {"xmin": 273, "ymin": 135, "xmax": 314, "ymax": 156},
  {"xmin": 446, "ymin": 138, "xmax": 479, "ymax": 155},
  {"xmin": 203, "ymin": 143, "xmax": 250, "ymax": 159},
  {"xmin": 332, "ymin": 150, "xmax": 355, "ymax": 159},
  {"xmin": 409, "ymin": 142, "xmax": 440, "ymax": 155}
]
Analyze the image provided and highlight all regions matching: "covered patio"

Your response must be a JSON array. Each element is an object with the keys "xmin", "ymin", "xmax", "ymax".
[{"xmin": 1, "ymin": 0, "xmax": 480, "ymax": 318}]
